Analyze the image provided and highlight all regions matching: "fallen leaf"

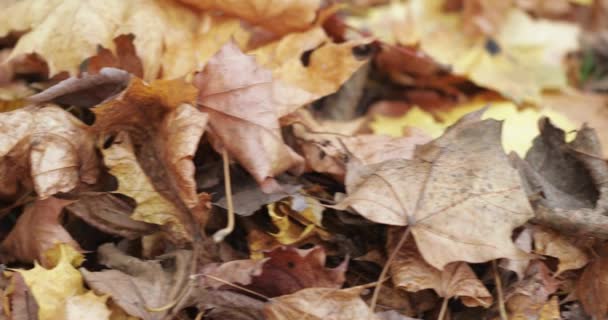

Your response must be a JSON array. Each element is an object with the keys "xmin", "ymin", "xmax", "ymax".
[
  {"xmin": 93, "ymin": 77, "xmax": 209, "ymax": 243},
  {"xmin": 0, "ymin": 105, "xmax": 98, "ymax": 201},
  {"xmin": 506, "ymin": 260, "xmax": 560, "ymax": 319},
  {"xmin": 0, "ymin": 0, "xmax": 246, "ymax": 80},
  {"xmin": 387, "ymin": 228, "xmax": 492, "ymax": 307},
  {"xmin": 264, "ymin": 287, "xmax": 380, "ymax": 320},
  {"xmin": 178, "ymin": 0, "xmax": 321, "ymax": 34},
  {"xmin": 370, "ymin": 100, "xmax": 576, "ymax": 156},
  {"xmin": 248, "ymin": 246, "xmax": 347, "ymax": 297},
  {"xmin": 13, "ymin": 244, "xmax": 85, "ymax": 320},
  {"xmin": 194, "ymin": 41, "xmax": 304, "ymax": 191},
  {"xmin": 4, "ymin": 273, "xmax": 38, "ymax": 320},
  {"xmin": 62, "ymin": 291, "xmax": 110, "ymax": 320},
  {"xmin": 574, "ymin": 257, "xmax": 608, "ymax": 319},
  {"xmin": 533, "ymin": 227, "xmax": 589, "ymax": 275},
  {"xmin": 65, "ymin": 193, "xmax": 158, "ymax": 239},
  {"xmin": 198, "ymin": 258, "xmax": 267, "ymax": 289},
  {"xmin": 337, "ymin": 110, "xmax": 534, "ymax": 269},
  {"xmin": 251, "ymin": 27, "xmax": 373, "ymax": 116},
  {"xmin": 0, "ymin": 197, "xmax": 81, "ymax": 268},
  {"xmin": 514, "ymin": 118, "xmax": 608, "ymax": 239},
  {"xmin": 81, "ymin": 243, "xmax": 192, "ymax": 320},
  {"xmin": 499, "ymin": 226, "xmax": 533, "ymax": 280}
]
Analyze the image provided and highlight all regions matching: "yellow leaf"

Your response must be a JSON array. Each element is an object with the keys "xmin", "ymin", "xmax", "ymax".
[
  {"xmin": 14, "ymin": 244, "xmax": 85, "ymax": 320},
  {"xmin": 370, "ymin": 100, "xmax": 576, "ymax": 156}
]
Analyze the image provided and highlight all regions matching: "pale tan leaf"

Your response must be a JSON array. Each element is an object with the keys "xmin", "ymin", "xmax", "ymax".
[
  {"xmin": 195, "ymin": 41, "xmax": 304, "ymax": 191},
  {"xmin": 533, "ymin": 227, "xmax": 589, "ymax": 275},
  {"xmin": 336, "ymin": 110, "xmax": 534, "ymax": 269},
  {"xmin": 0, "ymin": 106, "xmax": 98, "ymax": 201},
  {"xmin": 264, "ymin": 287, "xmax": 380, "ymax": 320},
  {"xmin": 387, "ymin": 228, "xmax": 492, "ymax": 307}
]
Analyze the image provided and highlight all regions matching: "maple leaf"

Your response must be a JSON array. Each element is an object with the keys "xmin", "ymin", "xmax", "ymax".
[
  {"xmin": 92, "ymin": 76, "xmax": 209, "ymax": 243},
  {"xmin": 264, "ymin": 287, "xmax": 380, "ymax": 320},
  {"xmin": 81, "ymin": 243, "xmax": 192, "ymax": 320},
  {"xmin": 178, "ymin": 0, "xmax": 321, "ymax": 34},
  {"xmin": 0, "ymin": 197, "xmax": 81, "ymax": 268},
  {"xmin": 0, "ymin": 0, "xmax": 249, "ymax": 80},
  {"xmin": 387, "ymin": 228, "xmax": 492, "ymax": 308},
  {"xmin": 336, "ymin": 110, "xmax": 534, "ymax": 269},
  {"xmin": 0, "ymin": 105, "xmax": 98, "ymax": 201},
  {"xmin": 11, "ymin": 244, "xmax": 111, "ymax": 320},
  {"xmin": 194, "ymin": 41, "xmax": 304, "ymax": 191}
]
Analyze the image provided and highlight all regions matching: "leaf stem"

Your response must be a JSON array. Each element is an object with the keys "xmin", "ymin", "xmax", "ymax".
[
  {"xmin": 212, "ymin": 148, "xmax": 235, "ymax": 242},
  {"xmin": 437, "ymin": 297, "xmax": 449, "ymax": 320},
  {"xmin": 493, "ymin": 260, "xmax": 508, "ymax": 320},
  {"xmin": 370, "ymin": 226, "xmax": 411, "ymax": 311}
]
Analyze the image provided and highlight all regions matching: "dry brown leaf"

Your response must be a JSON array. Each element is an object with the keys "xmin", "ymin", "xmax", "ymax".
[
  {"xmin": 178, "ymin": 0, "xmax": 320, "ymax": 34},
  {"xmin": 0, "ymin": 0, "xmax": 248, "ymax": 80},
  {"xmin": 0, "ymin": 197, "xmax": 80, "ymax": 267},
  {"xmin": 81, "ymin": 243, "xmax": 192, "ymax": 320},
  {"xmin": 65, "ymin": 193, "xmax": 158, "ymax": 239},
  {"xmin": 387, "ymin": 228, "xmax": 492, "ymax": 308},
  {"xmin": 336, "ymin": 110, "xmax": 534, "ymax": 269},
  {"xmin": 93, "ymin": 77, "xmax": 209, "ymax": 243},
  {"xmin": 251, "ymin": 27, "xmax": 372, "ymax": 117},
  {"xmin": 506, "ymin": 261, "xmax": 561, "ymax": 319},
  {"xmin": 248, "ymin": 246, "xmax": 347, "ymax": 297},
  {"xmin": 194, "ymin": 41, "xmax": 304, "ymax": 191},
  {"xmin": 198, "ymin": 258, "xmax": 267, "ymax": 289},
  {"xmin": 0, "ymin": 105, "xmax": 98, "ymax": 201},
  {"xmin": 499, "ymin": 226, "xmax": 533, "ymax": 280},
  {"xmin": 533, "ymin": 227, "xmax": 589, "ymax": 275},
  {"xmin": 574, "ymin": 257, "xmax": 608, "ymax": 319},
  {"xmin": 264, "ymin": 287, "xmax": 380, "ymax": 320}
]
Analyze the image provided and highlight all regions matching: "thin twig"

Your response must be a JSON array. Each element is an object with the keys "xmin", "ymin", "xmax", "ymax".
[
  {"xmin": 212, "ymin": 148, "xmax": 235, "ymax": 242},
  {"xmin": 369, "ymin": 226, "xmax": 411, "ymax": 311},
  {"xmin": 437, "ymin": 297, "xmax": 449, "ymax": 320},
  {"xmin": 194, "ymin": 274, "xmax": 270, "ymax": 301},
  {"xmin": 493, "ymin": 260, "xmax": 508, "ymax": 320}
]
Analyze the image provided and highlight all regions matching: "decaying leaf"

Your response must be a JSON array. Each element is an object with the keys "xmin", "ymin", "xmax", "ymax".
[
  {"xmin": 92, "ymin": 77, "xmax": 209, "ymax": 243},
  {"xmin": 387, "ymin": 228, "xmax": 492, "ymax": 307},
  {"xmin": 0, "ymin": 197, "xmax": 80, "ymax": 267},
  {"xmin": 0, "ymin": 105, "xmax": 98, "ymax": 201},
  {"xmin": 264, "ymin": 287, "xmax": 379, "ymax": 320},
  {"xmin": 337, "ymin": 110, "xmax": 534, "ymax": 269},
  {"xmin": 81, "ymin": 243, "xmax": 192, "ymax": 320},
  {"xmin": 515, "ymin": 118, "xmax": 608, "ymax": 238},
  {"xmin": 4, "ymin": 272, "xmax": 39, "ymax": 320},
  {"xmin": 194, "ymin": 41, "xmax": 304, "ymax": 191}
]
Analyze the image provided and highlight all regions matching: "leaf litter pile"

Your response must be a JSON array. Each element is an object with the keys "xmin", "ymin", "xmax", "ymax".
[{"xmin": 2, "ymin": 0, "xmax": 608, "ymax": 319}]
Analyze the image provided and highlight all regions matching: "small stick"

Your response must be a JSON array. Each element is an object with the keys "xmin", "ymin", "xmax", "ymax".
[
  {"xmin": 212, "ymin": 148, "xmax": 235, "ymax": 242},
  {"xmin": 493, "ymin": 260, "xmax": 508, "ymax": 320},
  {"xmin": 437, "ymin": 297, "xmax": 449, "ymax": 320},
  {"xmin": 369, "ymin": 226, "xmax": 411, "ymax": 311}
]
